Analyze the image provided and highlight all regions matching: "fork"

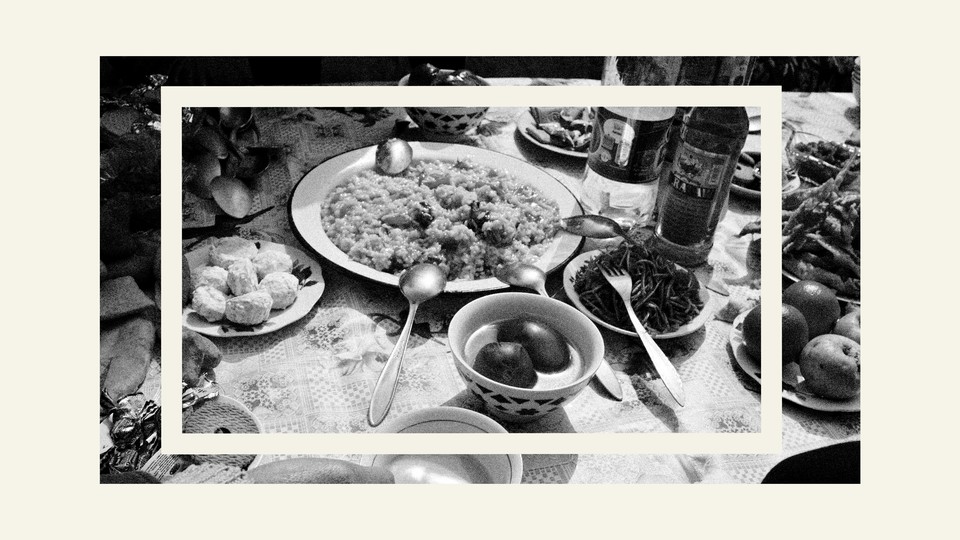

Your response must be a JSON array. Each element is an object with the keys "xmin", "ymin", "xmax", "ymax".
[{"xmin": 599, "ymin": 264, "xmax": 686, "ymax": 407}]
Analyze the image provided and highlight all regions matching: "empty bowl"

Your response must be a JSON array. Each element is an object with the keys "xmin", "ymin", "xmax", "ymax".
[
  {"xmin": 360, "ymin": 407, "xmax": 522, "ymax": 484},
  {"xmin": 448, "ymin": 292, "xmax": 604, "ymax": 423}
]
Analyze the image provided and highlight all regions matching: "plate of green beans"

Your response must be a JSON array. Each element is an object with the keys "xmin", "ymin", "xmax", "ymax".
[{"xmin": 563, "ymin": 243, "xmax": 715, "ymax": 339}]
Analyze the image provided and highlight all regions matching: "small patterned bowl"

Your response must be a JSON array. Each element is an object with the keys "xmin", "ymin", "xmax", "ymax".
[
  {"xmin": 398, "ymin": 73, "xmax": 489, "ymax": 137},
  {"xmin": 448, "ymin": 293, "xmax": 604, "ymax": 423}
]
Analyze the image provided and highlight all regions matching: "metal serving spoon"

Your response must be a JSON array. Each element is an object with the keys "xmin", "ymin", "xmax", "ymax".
[
  {"xmin": 368, "ymin": 264, "xmax": 447, "ymax": 427},
  {"xmin": 495, "ymin": 263, "xmax": 624, "ymax": 401},
  {"xmin": 561, "ymin": 215, "xmax": 639, "ymax": 245}
]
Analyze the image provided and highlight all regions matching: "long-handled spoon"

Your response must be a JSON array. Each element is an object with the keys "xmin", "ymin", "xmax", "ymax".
[
  {"xmin": 495, "ymin": 263, "xmax": 624, "ymax": 401},
  {"xmin": 561, "ymin": 215, "xmax": 640, "ymax": 245},
  {"xmin": 367, "ymin": 264, "xmax": 447, "ymax": 427}
]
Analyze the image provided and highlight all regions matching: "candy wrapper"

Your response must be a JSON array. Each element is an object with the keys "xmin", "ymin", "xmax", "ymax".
[
  {"xmin": 182, "ymin": 372, "xmax": 221, "ymax": 410},
  {"xmin": 99, "ymin": 391, "xmax": 161, "ymax": 474}
]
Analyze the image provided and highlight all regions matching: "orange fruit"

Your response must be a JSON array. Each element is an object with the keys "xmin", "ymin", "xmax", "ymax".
[
  {"xmin": 742, "ymin": 305, "xmax": 761, "ymax": 359},
  {"xmin": 783, "ymin": 280, "xmax": 841, "ymax": 338},
  {"xmin": 782, "ymin": 304, "xmax": 809, "ymax": 365}
]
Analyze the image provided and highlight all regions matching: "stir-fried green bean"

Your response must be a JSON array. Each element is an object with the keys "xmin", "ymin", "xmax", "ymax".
[{"xmin": 572, "ymin": 243, "xmax": 703, "ymax": 334}]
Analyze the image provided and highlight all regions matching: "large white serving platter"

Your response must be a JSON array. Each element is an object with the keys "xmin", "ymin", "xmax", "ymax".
[{"xmin": 289, "ymin": 141, "xmax": 583, "ymax": 293}]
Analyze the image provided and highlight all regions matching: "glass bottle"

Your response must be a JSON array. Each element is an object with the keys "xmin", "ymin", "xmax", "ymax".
[
  {"xmin": 677, "ymin": 57, "xmax": 756, "ymax": 86},
  {"xmin": 580, "ymin": 106, "xmax": 676, "ymax": 228},
  {"xmin": 601, "ymin": 56, "xmax": 683, "ymax": 86},
  {"xmin": 653, "ymin": 107, "xmax": 749, "ymax": 266}
]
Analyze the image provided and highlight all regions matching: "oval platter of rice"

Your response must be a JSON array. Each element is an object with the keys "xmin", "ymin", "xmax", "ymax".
[{"xmin": 289, "ymin": 142, "xmax": 584, "ymax": 293}]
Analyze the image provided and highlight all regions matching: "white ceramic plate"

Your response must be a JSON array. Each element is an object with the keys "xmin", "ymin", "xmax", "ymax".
[
  {"xmin": 182, "ymin": 240, "xmax": 325, "ymax": 337},
  {"xmin": 781, "ymin": 265, "xmax": 860, "ymax": 306},
  {"xmin": 563, "ymin": 250, "xmax": 717, "ymax": 340},
  {"xmin": 289, "ymin": 141, "xmax": 584, "ymax": 293},
  {"xmin": 729, "ymin": 310, "xmax": 860, "ymax": 412},
  {"xmin": 359, "ymin": 407, "xmax": 522, "ymax": 484},
  {"xmin": 515, "ymin": 109, "xmax": 590, "ymax": 159}
]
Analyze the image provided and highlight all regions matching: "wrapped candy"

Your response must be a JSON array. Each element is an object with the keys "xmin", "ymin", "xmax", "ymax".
[
  {"xmin": 99, "ymin": 391, "xmax": 161, "ymax": 474},
  {"xmin": 182, "ymin": 372, "xmax": 221, "ymax": 409}
]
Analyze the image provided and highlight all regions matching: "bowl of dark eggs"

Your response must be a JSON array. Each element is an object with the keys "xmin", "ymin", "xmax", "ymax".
[{"xmin": 448, "ymin": 292, "xmax": 604, "ymax": 423}]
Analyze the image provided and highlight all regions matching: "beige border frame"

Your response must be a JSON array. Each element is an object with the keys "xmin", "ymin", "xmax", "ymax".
[{"xmin": 161, "ymin": 84, "xmax": 782, "ymax": 455}]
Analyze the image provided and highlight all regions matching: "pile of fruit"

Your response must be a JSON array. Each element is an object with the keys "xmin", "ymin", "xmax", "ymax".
[{"xmin": 742, "ymin": 280, "xmax": 860, "ymax": 400}]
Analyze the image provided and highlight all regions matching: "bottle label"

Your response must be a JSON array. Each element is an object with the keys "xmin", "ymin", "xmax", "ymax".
[
  {"xmin": 587, "ymin": 108, "xmax": 672, "ymax": 184},
  {"xmin": 668, "ymin": 142, "xmax": 731, "ymax": 200}
]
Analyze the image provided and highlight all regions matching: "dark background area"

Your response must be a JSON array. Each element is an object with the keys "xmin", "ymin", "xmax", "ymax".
[{"xmin": 100, "ymin": 56, "xmax": 856, "ymax": 91}]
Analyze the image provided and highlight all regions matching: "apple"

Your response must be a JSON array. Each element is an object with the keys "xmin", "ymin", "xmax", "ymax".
[
  {"xmin": 798, "ymin": 335, "xmax": 860, "ymax": 399},
  {"xmin": 833, "ymin": 310, "xmax": 861, "ymax": 343},
  {"xmin": 473, "ymin": 342, "xmax": 538, "ymax": 389}
]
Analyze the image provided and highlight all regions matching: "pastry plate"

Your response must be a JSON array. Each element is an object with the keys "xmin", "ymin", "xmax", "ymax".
[{"xmin": 182, "ymin": 240, "xmax": 325, "ymax": 337}]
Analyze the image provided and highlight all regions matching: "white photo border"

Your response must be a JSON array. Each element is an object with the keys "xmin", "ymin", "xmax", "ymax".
[{"xmin": 161, "ymin": 84, "xmax": 782, "ymax": 456}]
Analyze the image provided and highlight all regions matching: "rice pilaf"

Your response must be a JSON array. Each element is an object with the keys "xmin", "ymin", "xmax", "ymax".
[{"xmin": 322, "ymin": 158, "xmax": 561, "ymax": 280}]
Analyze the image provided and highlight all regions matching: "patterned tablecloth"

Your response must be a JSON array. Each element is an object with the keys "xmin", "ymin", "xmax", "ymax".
[{"xmin": 180, "ymin": 89, "xmax": 861, "ymax": 484}]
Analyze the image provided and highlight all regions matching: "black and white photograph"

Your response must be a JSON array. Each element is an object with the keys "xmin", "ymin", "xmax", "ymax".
[{"xmin": 98, "ymin": 56, "xmax": 861, "ymax": 485}]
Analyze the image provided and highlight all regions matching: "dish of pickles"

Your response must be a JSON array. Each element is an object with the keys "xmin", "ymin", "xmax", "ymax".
[{"xmin": 517, "ymin": 107, "xmax": 593, "ymax": 158}]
